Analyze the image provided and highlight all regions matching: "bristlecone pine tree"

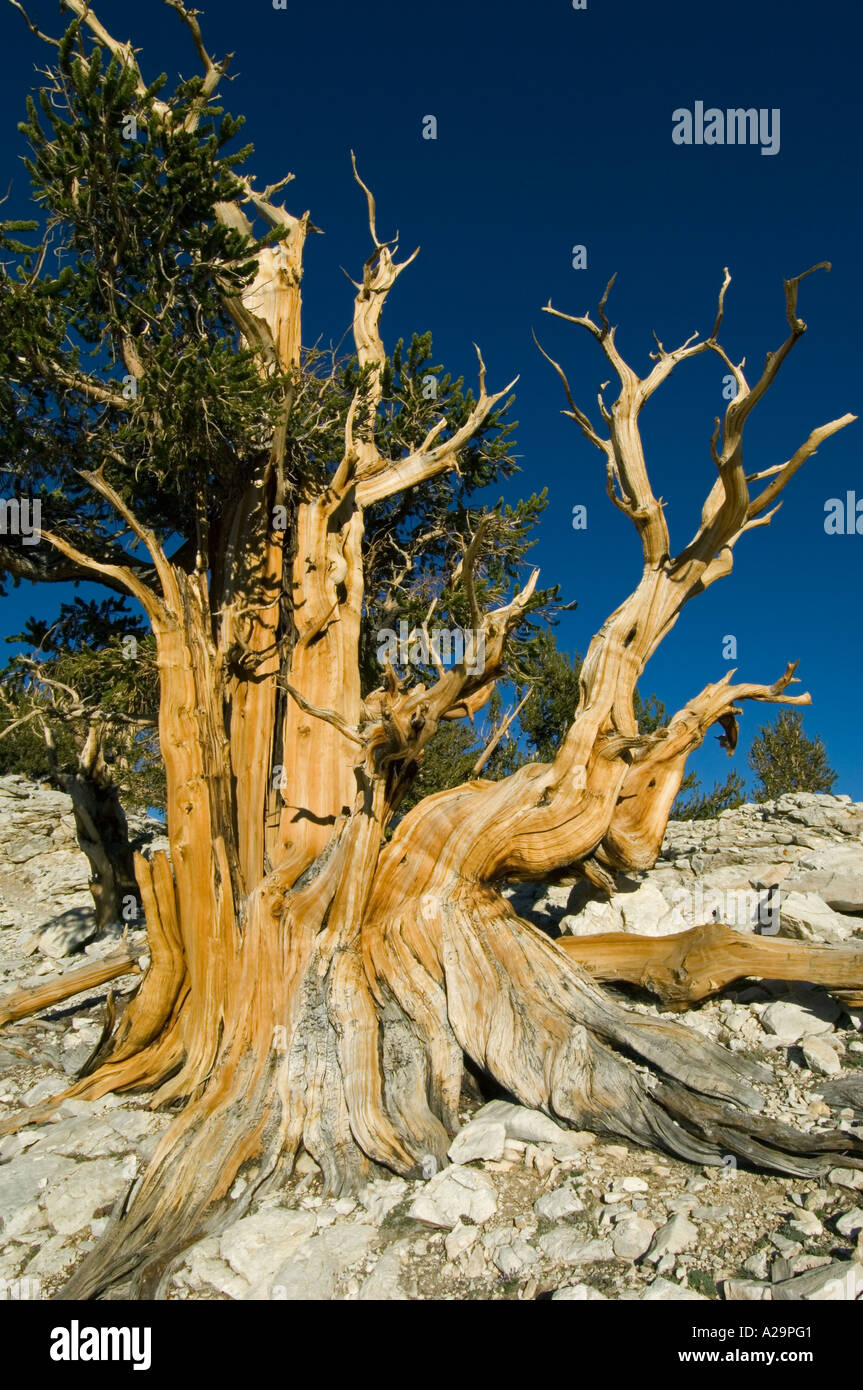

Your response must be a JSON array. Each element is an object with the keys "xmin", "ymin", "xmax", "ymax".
[
  {"xmin": 748, "ymin": 710, "xmax": 837, "ymax": 801},
  {"xmin": 1, "ymin": 2, "xmax": 861, "ymax": 1299}
]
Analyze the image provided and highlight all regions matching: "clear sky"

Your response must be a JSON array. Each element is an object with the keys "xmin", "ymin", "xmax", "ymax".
[{"xmin": 1, "ymin": 0, "xmax": 861, "ymax": 795}]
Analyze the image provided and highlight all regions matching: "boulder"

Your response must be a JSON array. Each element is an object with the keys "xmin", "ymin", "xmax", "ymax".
[
  {"xmin": 34, "ymin": 908, "xmax": 97, "ymax": 960},
  {"xmin": 613, "ymin": 881, "xmax": 689, "ymax": 936},
  {"xmin": 472, "ymin": 1099, "xmax": 567, "ymax": 1145},
  {"xmin": 784, "ymin": 844, "xmax": 863, "ymax": 914},
  {"xmin": 775, "ymin": 891, "xmax": 859, "ymax": 944},
  {"xmin": 772, "ymin": 1260, "xmax": 863, "ymax": 1301},
  {"xmin": 760, "ymin": 1000, "xmax": 834, "ymax": 1044},
  {"xmin": 41, "ymin": 1158, "xmax": 130, "ymax": 1235},
  {"xmin": 247, "ymin": 1222, "xmax": 377, "ymax": 1300},
  {"xmin": 0, "ymin": 1154, "xmax": 77, "ymax": 1232},
  {"xmin": 218, "ymin": 1207, "xmax": 317, "ymax": 1285}
]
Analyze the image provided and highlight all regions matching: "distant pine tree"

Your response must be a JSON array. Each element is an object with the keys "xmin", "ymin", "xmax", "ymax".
[
  {"xmin": 747, "ymin": 711, "xmax": 837, "ymax": 801},
  {"xmin": 672, "ymin": 771, "xmax": 746, "ymax": 820}
]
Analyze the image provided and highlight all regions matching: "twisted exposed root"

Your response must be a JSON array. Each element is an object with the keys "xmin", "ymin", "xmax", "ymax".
[
  {"xmin": 371, "ymin": 885, "xmax": 863, "ymax": 1177},
  {"xmin": 558, "ymin": 921, "xmax": 863, "ymax": 1010},
  {"xmin": 55, "ymin": 880, "xmax": 863, "ymax": 1299},
  {"xmin": 59, "ymin": 932, "xmax": 425, "ymax": 1299}
]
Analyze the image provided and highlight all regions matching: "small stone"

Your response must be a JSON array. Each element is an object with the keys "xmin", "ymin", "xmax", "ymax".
[
  {"xmin": 808, "ymin": 1100, "xmax": 832, "ymax": 1120},
  {"xmin": 743, "ymin": 1250, "xmax": 770, "ymax": 1281},
  {"xmin": 828, "ymin": 1167, "xmax": 863, "ymax": 1191},
  {"xmin": 722, "ymin": 1278, "xmax": 773, "ymax": 1301},
  {"xmin": 492, "ymin": 1238, "xmax": 538, "ymax": 1278},
  {"xmin": 771, "ymin": 1255, "xmax": 794, "ymax": 1283},
  {"xmin": 640, "ymin": 1276, "xmax": 706, "ymax": 1301},
  {"xmin": 447, "ymin": 1120, "xmax": 506, "ymax": 1165},
  {"xmin": 788, "ymin": 1209, "xmax": 824, "ymax": 1239},
  {"xmin": 552, "ymin": 1283, "xmax": 608, "ymax": 1300},
  {"xmin": 770, "ymin": 1233, "xmax": 802, "ymax": 1259},
  {"xmin": 645, "ymin": 1213, "xmax": 698, "ymax": 1264},
  {"xmin": 444, "ymin": 1221, "xmax": 478, "ymax": 1261},
  {"xmin": 804, "ymin": 1189, "xmax": 830, "ymax": 1212},
  {"xmin": 526, "ymin": 1145, "xmax": 555, "ymax": 1178},
  {"xmin": 666, "ymin": 1196, "xmax": 698, "ymax": 1214},
  {"xmin": 358, "ymin": 1177, "xmax": 409, "ymax": 1223},
  {"xmin": 36, "ymin": 913, "xmax": 97, "ymax": 959},
  {"xmin": 612, "ymin": 1217, "xmax": 656, "ymax": 1261},
  {"xmin": 551, "ymin": 1136, "xmax": 593, "ymax": 1162},
  {"xmin": 408, "ymin": 1165, "xmax": 497, "ymax": 1230},
  {"xmin": 835, "ymin": 1207, "xmax": 863, "ymax": 1238},
  {"xmin": 690, "ymin": 1204, "xmax": 733, "ymax": 1222},
  {"xmin": 801, "ymin": 1035, "xmax": 842, "ymax": 1077},
  {"xmin": 534, "ymin": 1184, "xmax": 584, "ymax": 1222},
  {"xmin": 619, "ymin": 1176, "xmax": 649, "ymax": 1194},
  {"xmin": 461, "ymin": 1243, "xmax": 489, "ymax": 1278},
  {"xmin": 538, "ymin": 1230, "xmax": 613, "ymax": 1265}
]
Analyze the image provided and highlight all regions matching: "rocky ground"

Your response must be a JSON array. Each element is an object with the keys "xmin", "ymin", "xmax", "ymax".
[{"xmin": 0, "ymin": 774, "xmax": 862, "ymax": 1301}]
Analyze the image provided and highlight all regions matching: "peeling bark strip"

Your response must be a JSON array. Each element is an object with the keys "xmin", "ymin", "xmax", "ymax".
[{"xmin": 3, "ymin": 0, "xmax": 859, "ymax": 1301}]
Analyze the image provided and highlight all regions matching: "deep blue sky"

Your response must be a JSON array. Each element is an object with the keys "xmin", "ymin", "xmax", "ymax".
[{"xmin": 1, "ymin": 0, "xmax": 861, "ymax": 795}]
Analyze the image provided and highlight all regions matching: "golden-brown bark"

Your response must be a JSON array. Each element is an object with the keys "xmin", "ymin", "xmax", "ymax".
[
  {"xmin": 0, "ymin": 949, "xmax": 140, "ymax": 1030},
  {"xmin": 557, "ymin": 922, "xmax": 863, "ymax": 1010}
]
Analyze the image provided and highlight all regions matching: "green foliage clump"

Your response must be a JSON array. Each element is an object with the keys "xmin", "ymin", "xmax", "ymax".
[
  {"xmin": 0, "ymin": 596, "xmax": 163, "ymax": 810},
  {"xmin": 672, "ymin": 771, "xmax": 746, "ymax": 821},
  {"xmin": 747, "ymin": 710, "xmax": 836, "ymax": 802}
]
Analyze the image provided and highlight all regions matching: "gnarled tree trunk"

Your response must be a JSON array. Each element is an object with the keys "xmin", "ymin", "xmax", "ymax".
[{"xmin": 56, "ymin": 726, "xmax": 140, "ymax": 935}]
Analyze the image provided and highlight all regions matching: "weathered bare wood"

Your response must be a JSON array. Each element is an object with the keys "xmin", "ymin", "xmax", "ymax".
[
  {"xmin": 556, "ymin": 922, "xmax": 863, "ymax": 1010},
  {"xmin": 0, "ymin": 948, "xmax": 140, "ymax": 1029}
]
